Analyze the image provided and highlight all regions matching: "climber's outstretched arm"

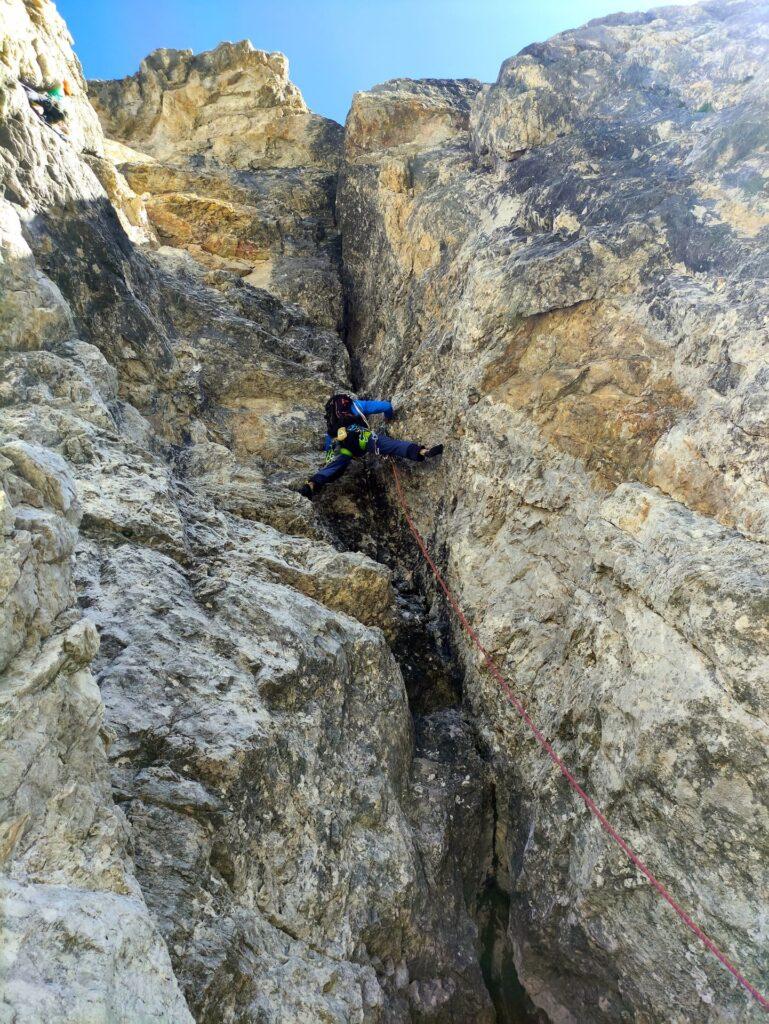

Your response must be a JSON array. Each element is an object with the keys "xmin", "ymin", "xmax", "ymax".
[{"xmin": 354, "ymin": 399, "xmax": 394, "ymax": 421}]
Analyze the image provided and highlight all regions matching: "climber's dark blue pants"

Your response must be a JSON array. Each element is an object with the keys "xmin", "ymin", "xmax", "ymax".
[{"xmin": 310, "ymin": 434, "xmax": 423, "ymax": 488}]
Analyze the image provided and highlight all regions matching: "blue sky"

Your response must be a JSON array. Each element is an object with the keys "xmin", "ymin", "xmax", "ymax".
[{"xmin": 58, "ymin": 0, "xmax": 686, "ymax": 125}]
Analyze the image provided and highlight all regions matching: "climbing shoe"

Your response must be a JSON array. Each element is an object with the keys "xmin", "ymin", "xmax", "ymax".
[
  {"xmin": 423, "ymin": 444, "xmax": 444, "ymax": 459},
  {"xmin": 299, "ymin": 482, "xmax": 315, "ymax": 500}
]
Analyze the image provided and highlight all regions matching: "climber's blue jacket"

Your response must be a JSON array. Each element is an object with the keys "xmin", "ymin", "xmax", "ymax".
[{"xmin": 323, "ymin": 399, "xmax": 394, "ymax": 450}]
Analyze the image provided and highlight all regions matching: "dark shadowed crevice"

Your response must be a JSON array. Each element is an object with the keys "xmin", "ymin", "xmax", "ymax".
[
  {"xmin": 478, "ymin": 879, "xmax": 542, "ymax": 1024},
  {"xmin": 313, "ymin": 448, "xmax": 546, "ymax": 1022},
  {"xmin": 477, "ymin": 784, "xmax": 548, "ymax": 1024}
]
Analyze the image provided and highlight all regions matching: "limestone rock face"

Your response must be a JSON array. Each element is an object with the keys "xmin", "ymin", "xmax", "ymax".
[
  {"xmin": 346, "ymin": 78, "xmax": 483, "ymax": 159},
  {"xmin": 83, "ymin": 150, "xmax": 158, "ymax": 245},
  {"xmin": 338, "ymin": 2, "xmax": 769, "ymax": 1021},
  {"xmin": 0, "ymin": 0, "xmax": 103, "ymax": 153},
  {"xmin": 0, "ymin": 218, "xmax": 192, "ymax": 1021},
  {"xmin": 1, "ymin": 4, "xmax": 498, "ymax": 1024},
  {"xmin": 121, "ymin": 160, "xmax": 342, "ymax": 327},
  {"xmin": 88, "ymin": 40, "xmax": 342, "ymax": 170},
  {"xmin": 88, "ymin": 42, "xmax": 344, "ymax": 327},
  {"xmin": 6, "ymin": 0, "xmax": 769, "ymax": 1022}
]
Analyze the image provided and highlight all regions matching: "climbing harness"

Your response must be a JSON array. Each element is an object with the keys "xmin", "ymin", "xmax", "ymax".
[
  {"xmin": 328, "ymin": 423, "xmax": 373, "ymax": 459},
  {"xmin": 389, "ymin": 462, "xmax": 769, "ymax": 1013}
]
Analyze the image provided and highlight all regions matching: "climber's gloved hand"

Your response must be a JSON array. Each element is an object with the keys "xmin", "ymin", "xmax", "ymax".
[
  {"xmin": 299, "ymin": 482, "xmax": 315, "ymax": 500},
  {"xmin": 384, "ymin": 405, "xmax": 396, "ymax": 422}
]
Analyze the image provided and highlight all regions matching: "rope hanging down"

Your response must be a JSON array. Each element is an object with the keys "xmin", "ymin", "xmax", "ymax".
[{"xmin": 389, "ymin": 462, "xmax": 769, "ymax": 1013}]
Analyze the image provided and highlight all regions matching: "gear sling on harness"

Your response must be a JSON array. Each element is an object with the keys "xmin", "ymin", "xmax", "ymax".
[
  {"xmin": 329, "ymin": 424, "xmax": 373, "ymax": 459},
  {"xmin": 389, "ymin": 462, "xmax": 769, "ymax": 1013}
]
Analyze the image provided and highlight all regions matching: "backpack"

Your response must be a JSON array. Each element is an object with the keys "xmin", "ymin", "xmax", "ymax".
[
  {"xmin": 325, "ymin": 394, "xmax": 363, "ymax": 437},
  {"xmin": 42, "ymin": 98, "xmax": 66, "ymax": 124}
]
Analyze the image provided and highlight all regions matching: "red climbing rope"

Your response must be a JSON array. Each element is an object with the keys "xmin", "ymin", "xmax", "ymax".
[{"xmin": 389, "ymin": 462, "xmax": 769, "ymax": 1012}]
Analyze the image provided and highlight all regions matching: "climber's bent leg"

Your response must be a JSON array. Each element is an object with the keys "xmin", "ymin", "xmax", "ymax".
[
  {"xmin": 374, "ymin": 435, "xmax": 423, "ymax": 461},
  {"xmin": 310, "ymin": 453, "xmax": 352, "ymax": 488}
]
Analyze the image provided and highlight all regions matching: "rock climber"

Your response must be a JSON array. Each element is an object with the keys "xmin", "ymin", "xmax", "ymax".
[
  {"xmin": 20, "ymin": 78, "xmax": 69, "ymax": 131},
  {"xmin": 299, "ymin": 393, "xmax": 443, "ymax": 499}
]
